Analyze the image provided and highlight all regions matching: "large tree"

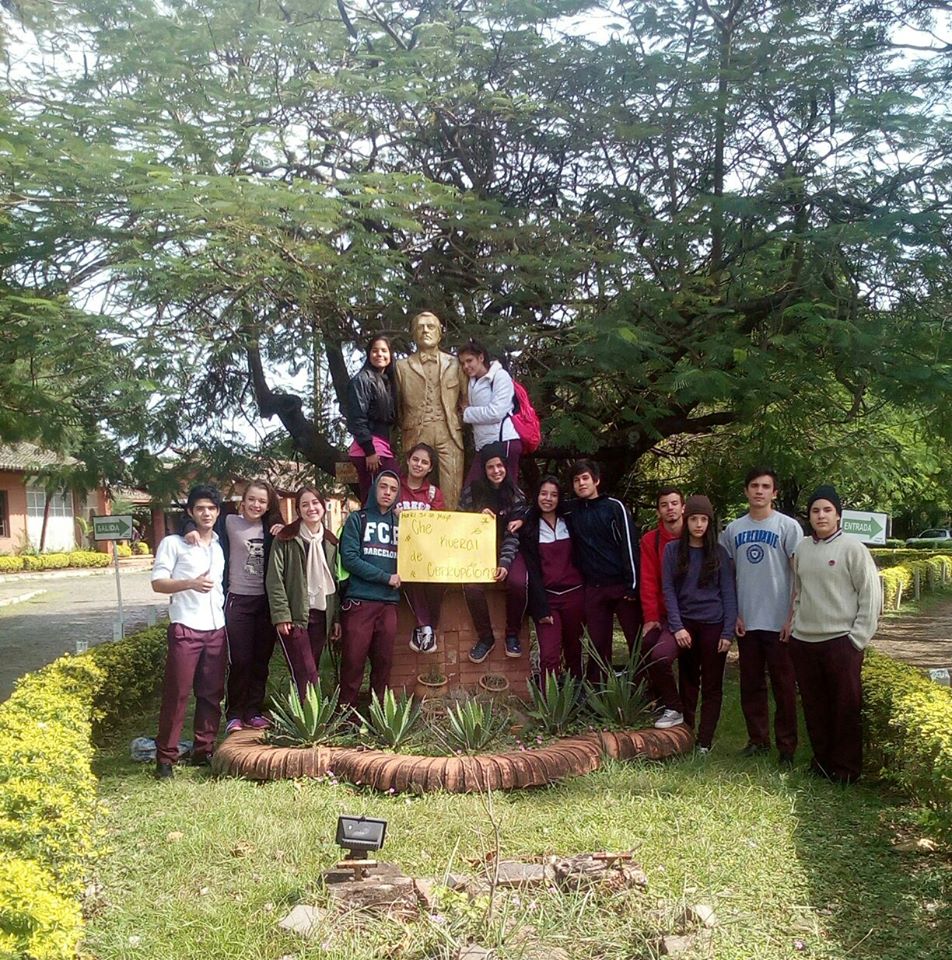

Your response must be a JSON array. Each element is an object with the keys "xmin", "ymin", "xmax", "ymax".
[{"xmin": 2, "ymin": 0, "xmax": 951, "ymax": 490}]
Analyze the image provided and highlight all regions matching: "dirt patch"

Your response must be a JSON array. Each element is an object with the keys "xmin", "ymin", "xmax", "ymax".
[{"xmin": 871, "ymin": 596, "xmax": 952, "ymax": 670}]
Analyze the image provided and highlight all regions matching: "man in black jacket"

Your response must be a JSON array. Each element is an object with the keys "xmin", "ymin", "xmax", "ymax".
[{"xmin": 564, "ymin": 460, "xmax": 641, "ymax": 682}]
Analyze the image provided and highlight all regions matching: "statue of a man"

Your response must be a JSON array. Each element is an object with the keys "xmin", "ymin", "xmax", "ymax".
[{"xmin": 395, "ymin": 311, "xmax": 465, "ymax": 508}]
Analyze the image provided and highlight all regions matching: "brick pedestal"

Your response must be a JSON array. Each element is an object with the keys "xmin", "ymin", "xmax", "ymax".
[{"xmin": 389, "ymin": 584, "xmax": 533, "ymax": 701}]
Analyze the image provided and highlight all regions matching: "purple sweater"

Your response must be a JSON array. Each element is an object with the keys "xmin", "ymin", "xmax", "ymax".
[{"xmin": 662, "ymin": 542, "xmax": 737, "ymax": 637}]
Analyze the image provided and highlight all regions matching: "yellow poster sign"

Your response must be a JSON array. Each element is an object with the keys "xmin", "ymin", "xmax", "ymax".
[{"xmin": 397, "ymin": 510, "xmax": 497, "ymax": 583}]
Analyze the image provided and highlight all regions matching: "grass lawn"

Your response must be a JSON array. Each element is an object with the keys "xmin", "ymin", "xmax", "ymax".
[{"xmin": 84, "ymin": 669, "xmax": 951, "ymax": 960}]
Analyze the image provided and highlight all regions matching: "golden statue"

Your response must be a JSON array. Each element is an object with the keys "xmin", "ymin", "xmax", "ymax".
[{"xmin": 394, "ymin": 311, "xmax": 465, "ymax": 509}]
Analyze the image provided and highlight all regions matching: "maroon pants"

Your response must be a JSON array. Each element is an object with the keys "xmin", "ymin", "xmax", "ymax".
[
  {"xmin": 463, "ymin": 552, "xmax": 528, "ymax": 641},
  {"xmin": 465, "ymin": 439, "xmax": 523, "ymax": 486},
  {"xmin": 156, "ymin": 622, "xmax": 227, "ymax": 765},
  {"xmin": 339, "ymin": 599, "xmax": 397, "ymax": 708},
  {"xmin": 738, "ymin": 629, "xmax": 798, "ymax": 754},
  {"xmin": 225, "ymin": 593, "xmax": 276, "ymax": 722},
  {"xmin": 535, "ymin": 586, "xmax": 586, "ymax": 679},
  {"xmin": 583, "ymin": 583, "xmax": 643, "ymax": 683},
  {"xmin": 790, "ymin": 635, "xmax": 864, "ymax": 782},
  {"xmin": 643, "ymin": 626, "xmax": 682, "ymax": 711},
  {"xmin": 404, "ymin": 583, "xmax": 445, "ymax": 629},
  {"xmin": 277, "ymin": 608, "xmax": 326, "ymax": 700},
  {"xmin": 677, "ymin": 619, "xmax": 727, "ymax": 749},
  {"xmin": 350, "ymin": 453, "xmax": 400, "ymax": 503}
]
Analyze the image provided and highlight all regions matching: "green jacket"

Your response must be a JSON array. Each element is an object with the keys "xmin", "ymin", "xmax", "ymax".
[{"xmin": 266, "ymin": 527, "xmax": 339, "ymax": 630}]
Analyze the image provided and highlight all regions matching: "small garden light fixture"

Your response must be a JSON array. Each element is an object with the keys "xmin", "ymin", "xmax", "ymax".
[{"xmin": 335, "ymin": 815, "xmax": 387, "ymax": 880}]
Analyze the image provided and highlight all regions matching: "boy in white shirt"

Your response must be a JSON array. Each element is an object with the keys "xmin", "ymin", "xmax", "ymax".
[{"xmin": 151, "ymin": 485, "xmax": 226, "ymax": 779}]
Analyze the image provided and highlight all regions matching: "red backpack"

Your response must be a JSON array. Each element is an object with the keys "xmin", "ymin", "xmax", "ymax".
[{"xmin": 509, "ymin": 378, "xmax": 542, "ymax": 454}]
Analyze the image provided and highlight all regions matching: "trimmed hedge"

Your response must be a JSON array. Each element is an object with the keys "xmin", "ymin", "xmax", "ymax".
[
  {"xmin": 0, "ymin": 552, "xmax": 111, "ymax": 575},
  {"xmin": 0, "ymin": 625, "xmax": 167, "ymax": 958},
  {"xmin": 870, "ymin": 547, "xmax": 952, "ymax": 568},
  {"xmin": 878, "ymin": 554, "xmax": 952, "ymax": 610},
  {"xmin": 863, "ymin": 650, "xmax": 952, "ymax": 842}
]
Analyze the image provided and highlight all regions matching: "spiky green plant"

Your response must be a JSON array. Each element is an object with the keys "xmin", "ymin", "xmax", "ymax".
[
  {"xmin": 359, "ymin": 688, "xmax": 421, "ymax": 750},
  {"xmin": 526, "ymin": 671, "xmax": 581, "ymax": 736},
  {"xmin": 266, "ymin": 682, "xmax": 346, "ymax": 746},
  {"xmin": 583, "ymin": 642, "xmax": 649, "ymax": 728},
  {"xmin": 436, "ymin": 698, "xmax": 508, "ymax": 754}
]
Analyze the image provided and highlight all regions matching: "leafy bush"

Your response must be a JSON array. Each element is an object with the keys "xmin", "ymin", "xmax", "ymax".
[
  {"xmin": 863, "ymin": 650, "xmax": 952, "ymax": 841},
  {"xmin": 359, "ymin": 688, "xmax": 420, "ymax": 750},
  {"xmin": 0, "ymin": 625, "xmax": 167, "ymax": 957},
  {"xmin": 0, "ymin": 551, "xmax": 110, "ymax": 574},
  {"xmin": 67, "ymin": 550, "xmax": 110, "ymax": 569},
  {"xmin": 21, "ymin": 554, "xmax": 70, "ymax": 572},
  {"xmin": 436, "ymin": 698, "xmax": 508, "ymax": 754},
  {"xmin": 267, "ymin": 682, "xmax": 346, "ymax": 746},
  {"xmin": 527, "ymin": 671, "xmax": 581, "ymax": 736},
  {"xmin": 0, "ymin": 556, "xmax": 24, "ymax": 573},
  {"xmin": 115, "ymin": 543, "xmax": 133, "ymax": 558},
  {"xmin": 583, "ymin": 644, "xmax": 649, "ymax": 728},
  {"xmin": 134, "ymin": 541, "xmax": 151, "ymax": 556},
  {"xmin": 878, "ymin": 555, "xmax": 952, "ymax": 610},
  {"xmin": 870, "ymin": 547, "xmax": 952, "ymax": 568}
]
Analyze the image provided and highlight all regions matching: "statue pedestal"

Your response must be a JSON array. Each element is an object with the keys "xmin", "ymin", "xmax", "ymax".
[{"xmin": 389, "ymin": 584, "xmax": 532, "ymax": 700}]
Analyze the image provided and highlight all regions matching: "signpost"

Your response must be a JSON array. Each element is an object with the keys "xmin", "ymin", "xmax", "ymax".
[
  {"xmin": 841, "ymin": 510, "xmax": 889, "ymax": 545},
  {"xmin": 93, "ymin": 515, "xmax": 134, "ymax": 637}
]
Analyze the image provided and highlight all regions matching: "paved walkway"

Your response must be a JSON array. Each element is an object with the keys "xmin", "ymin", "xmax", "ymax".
[
  {"xmin": 871, "ymin": 595, "xmax": 952, "ymax": 670},
  {"xmin": 0, "ymin": 567, "xmax": 167, "ymax": 700}
]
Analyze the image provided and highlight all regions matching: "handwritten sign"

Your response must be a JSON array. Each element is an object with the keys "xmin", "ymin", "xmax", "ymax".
[{"xmin": 397, "ymin": 510, "xmax": 497, "ymax": 583}]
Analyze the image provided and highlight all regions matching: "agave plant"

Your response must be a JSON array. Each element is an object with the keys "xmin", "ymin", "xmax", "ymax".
[
  {"xmin": 358, "ymin": 688, "xmax": 421, "ymax": 750},
  {"xmin": 436, "ymin": 698, "xmax": 509, "ymax": 754},
  {"xmin": 267, "ymin": 682, "xmax": 346, "ymax": 746},
  {"xmin": 583, "ymin": 643, "xmax": 649, "ymax": 728},
  {"xmin": 526, "ymin": 671, "xmax": 581, "ymax": 736}
]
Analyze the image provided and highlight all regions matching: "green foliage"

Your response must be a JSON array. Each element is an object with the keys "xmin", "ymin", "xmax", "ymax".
[
  {"xmin": 863, "ymin": 650, "xmax": 952, "ymax": 842},
  {"xmin": 870, "ymin": 548, "xmax": 952, "ymax": 568},
  {"xmin": 0, "ymin": 858, "xmax": 82, "ymax": 960},
  {"xmin": 133, "ymin": 541, "xmax": 151, "ymax": 556},
  {"xmin": 0, "ymin": 556, "xmax": 23, "ymax": 573},
  {"xmin": 437, "ymin": 698, "xmax": 509, "ymax": 754},
  {"xmin": 266, "ymin": 682, "xmax": 345, "ymax": 746},
  {"xmin": 358, "ymin": 688, "xmax": 420, "ymax": 751},
  {"xmin": 115, "ymin": 543, "xmax": 133, "ymax": 558},
  {"xmin": 526, "ymin": 671, "xmax": 581, "ymax": 736},
  {"xmin": 878, "ymin": 556, "xmax": 952, "ymax": 610},
  {"xmin": 583, "ymin": 645, "xmax": 649, "ymax": 729},
  {"xmin": 0, "ymin": 551, "xmax": 110, "ymax": 573}
]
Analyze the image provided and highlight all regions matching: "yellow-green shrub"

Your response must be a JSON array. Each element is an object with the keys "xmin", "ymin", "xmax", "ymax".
[
  {"xmin": 879, "ymin": 555, "xmax": 952, "ymax": 610},
  {"xmin": 66, "ymin": 550, "xmax": 110, "ymax": 569},
  {"xmin": 133, "ymin": 541, "xmax": 151, "ymax": 556},
  {"xmin": 863, "ymin": 650, "xmax": 952, "ymax": 841},
  {"xmin": 870, "ymin": 547, "xmax": 952, "ymax": 568},
  {"xmin": 0, "ymin": 556, "xmax": 24, "ymax": 573},
  {"xmin": 20, "ymin": 554, "xmax": 70, "ymax": 572},
  {"xmin": 115, "ymin": 543, "xmax": 133, "ymax": 558},
  {"xmin": 0, "ymin": 626, "xmax": 167, "ymax": 957}
]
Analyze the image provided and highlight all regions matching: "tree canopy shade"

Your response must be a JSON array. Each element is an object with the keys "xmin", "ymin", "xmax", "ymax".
[{"xmin": 2, "ymin": 0, "xmax": 951, "ymax": 503}]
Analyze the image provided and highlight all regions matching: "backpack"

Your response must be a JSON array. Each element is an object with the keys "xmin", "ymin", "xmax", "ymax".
[{"xmin": 509, "ymin": 379, "xmax": 542, "ymax": 454}]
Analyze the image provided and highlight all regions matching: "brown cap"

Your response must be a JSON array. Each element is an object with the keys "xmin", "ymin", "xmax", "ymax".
[{"xmin": 684, "ymin": 494, "xmax": 714, "ymax": 520}]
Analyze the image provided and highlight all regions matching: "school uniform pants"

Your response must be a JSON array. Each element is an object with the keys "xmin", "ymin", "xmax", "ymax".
[
  {"xmin": 677, "ymin": 619, "xmax": 727, "ymax": 749},
  {"xmin": 349, "ymin": 453, "xmax": 400, "ymax": 504},
  {"xmin": 642, "ymin": 626, "xmax": 682, "ymax": 711},
  {"xmin": 224, "ymin": 593, "xmax": 276, "ymax": 722},
  {"xmin": 404, "ymin": 583, "xmax": 446, "ymax": 629},
  {"xmin": 790, "ymin": 635, "xmax": 864, "ymax": 783},
  {"xmin": 737, "ymin": 629, "xmax": 798, "ymax": 754},
  {"xmin": 277, "ymin": 608, "xmax": 327, "ymax": 701},
  {"xmin": 156, "ymin": 622, "xmax": 227, "ymax": 765},
  {"xmin": 339, "ymin": 599, "xmax": 397, "ymax": 708},
  {"xmin": 535, "ymin": 586, "xmax": 586, "ymax": 679},
  {"xmin": 583, "ymin": 583, "xmax": 643, "ymax": 683},
  {"xmin": 465, "ymin": 438, "xmax": 523, "ymax": 486},
  {"xmin": 463, "ymin": 552, "xmax": 528, "ymax": 641}
]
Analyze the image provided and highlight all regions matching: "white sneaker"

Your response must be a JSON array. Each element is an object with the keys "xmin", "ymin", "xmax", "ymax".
[
  {"xmin": 409, "ymin": 627, "xmax": 423, "ymax": 653},
  {"xmin": 417, "ymin": 625, "xmax": 437, "ymax": 654},
  {"xmin": 654, "ymin": 709, "xmax": 685, "ymax": 729}
]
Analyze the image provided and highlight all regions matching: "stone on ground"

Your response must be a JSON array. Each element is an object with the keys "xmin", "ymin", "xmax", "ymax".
[{"xmin": 277, "ymin": 904, "xmax": 326, "ymax": 940}]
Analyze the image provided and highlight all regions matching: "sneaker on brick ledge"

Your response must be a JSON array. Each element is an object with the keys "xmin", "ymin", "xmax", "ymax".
[
  {"xmin": 409, "ymin": 626, "xmax": 424, "ymax": 653},
  {"xmin": 504, "ymin": 634, "xmax": 522, "ymax": 658},
  {"xmin": 469, "ymin": 636, "xmax": 495, "ymax": 664},
  {"xmin": 416, "ymin": 625, "xmax": 437, "ymax": 654},
  {"xmin": 225, "ymin": 718, "xmax": 244, "ymax": 735},
  {"xmin": 654, "ymin": 708, "xmax": 684, "ymax": 729}
]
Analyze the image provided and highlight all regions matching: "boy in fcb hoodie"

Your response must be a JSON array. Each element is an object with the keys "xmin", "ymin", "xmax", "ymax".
[{"xmin": 338, "ymin": 470, "xmax": 401, "ymax": 708}]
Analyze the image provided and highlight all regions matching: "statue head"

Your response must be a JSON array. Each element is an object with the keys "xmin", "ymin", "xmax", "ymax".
[{"xmin": 410, "ymin": 311, "xmax": 443, "ymax": 351}]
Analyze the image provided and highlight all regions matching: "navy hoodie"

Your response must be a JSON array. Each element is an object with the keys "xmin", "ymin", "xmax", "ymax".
[
  {"xmin": 563, "ymin": 494, "xmax": 639, "ymax": 593},
  {"xmin": 339, "ymin": 470, "xmax": 400, "ymax": 603}
]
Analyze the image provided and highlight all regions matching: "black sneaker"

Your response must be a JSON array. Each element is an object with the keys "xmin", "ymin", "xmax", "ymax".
[
  {"xmin": 778, "ymin": 752, "xmax": 795, "ymax": 769},
  {"xmin": 155, "ymin": 762, "xmax": 174, "ymax": 780},
  {"xmin": 409, "ymin": 626, "xmax": 423, "ymax": 653},
  {"xmin": 505, "ymin": 634, "xmax": 522, "ymax": 658},
  {"xmin": 739, "ymin": 742, "xmax": 770, "ymax": 758},
  {"xmin": 469, "ymin": 637, "xmax": 495, "ymax": 664}
]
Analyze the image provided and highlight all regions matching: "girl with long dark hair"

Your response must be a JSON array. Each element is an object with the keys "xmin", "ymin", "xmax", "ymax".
[
  {"xmin": 520, "ymin": 476, "xmax": 585, "ymax": 679},
  {"xmin": 459, "ymin": 442, "xmax": 529, "ymax": 664},
  {"xmin": 266, "ymin": 486, "xmax": 340, "ymax": 700},
  {"xmin": 661, "ymin": 495, "xmax": 737, "ymax": 752},
  {"xmin": 346, "ymin": 335, "xmax": 398, "ymax": 501}
]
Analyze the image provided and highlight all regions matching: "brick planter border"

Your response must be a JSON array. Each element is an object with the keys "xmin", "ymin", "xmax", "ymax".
[{"xmin": 212, "ymin": 724, "xmax": 695, "ymax": 793}]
